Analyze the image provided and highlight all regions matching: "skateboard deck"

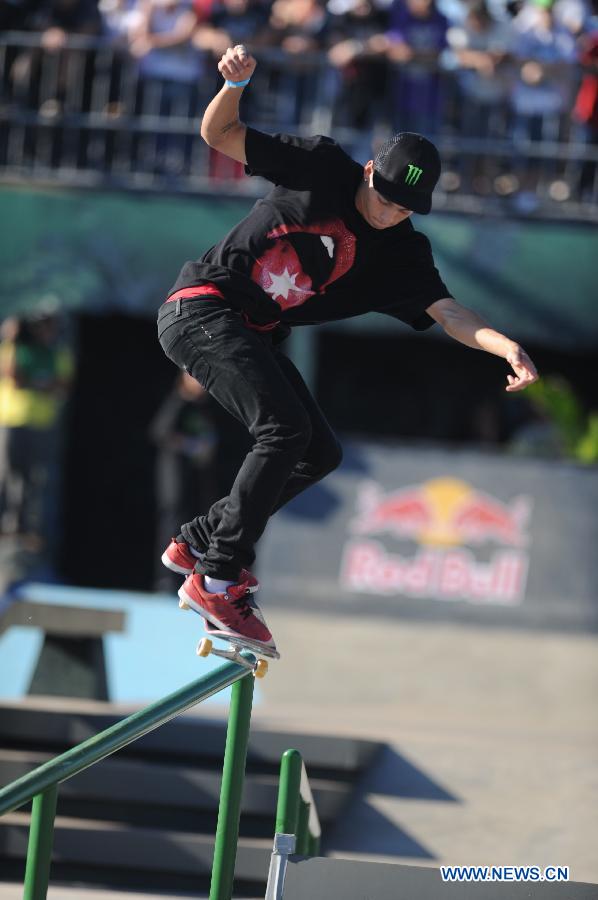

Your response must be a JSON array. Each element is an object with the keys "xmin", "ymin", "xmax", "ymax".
[{"xmin": 178, "ymin": 595, "xmax": 279, "ymax": 678}]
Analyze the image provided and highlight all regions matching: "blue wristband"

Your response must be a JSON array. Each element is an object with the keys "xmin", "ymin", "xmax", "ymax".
[{"xmin": 225, "ymin": 77, "xmax": 251, "ymax": 88}]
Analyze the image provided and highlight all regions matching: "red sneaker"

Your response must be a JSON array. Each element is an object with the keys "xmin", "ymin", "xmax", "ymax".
[
  {"xmin": 161, "ymin": 537, "xmax": 197, "ymax": 575},
  {"xmin": 162, "ymin": 538, "xmax": 259, "ymax": 589},
  {"xmin": 178, "ymin": 574, "xmax": 276, "ymax": 651}
]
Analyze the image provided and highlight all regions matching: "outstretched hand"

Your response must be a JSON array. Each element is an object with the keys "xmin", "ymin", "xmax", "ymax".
[
  {"xmin": 218, "ymin": 45, "xmax": 257, "ymax": 83},
  {"xmin": 505, "ymin": 345, "xmax": 538, "ymax": 392}
]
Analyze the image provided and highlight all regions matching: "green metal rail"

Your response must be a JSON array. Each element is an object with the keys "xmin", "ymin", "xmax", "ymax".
[
  {"xmin": 276, "ymin": 749, "xmax": 321, "ymax": 857},
  {"xmin": 265, "ymin": 748, "xmax": 321, "ymax": 900},
  {"xmin": 0, "ymin": 652, "xmax": 258, "ymax": 900}
]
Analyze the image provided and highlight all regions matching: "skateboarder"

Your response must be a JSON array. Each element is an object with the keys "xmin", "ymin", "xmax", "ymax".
[{"xmin": 158, "ymin": 45, "xmax": 538, "ymax": 655}]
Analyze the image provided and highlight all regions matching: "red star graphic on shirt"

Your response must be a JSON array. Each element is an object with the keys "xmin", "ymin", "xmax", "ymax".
[
  {"xmin": 255, "ymin": 240, "xmax": 315, "ymax": 309},
  {"xmin": 251, "ymin": 218, "xmax": 357, "ymax": 312}
]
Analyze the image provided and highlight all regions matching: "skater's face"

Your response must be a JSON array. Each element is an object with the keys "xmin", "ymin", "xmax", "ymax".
[{"xmin": 356, "ymin": 161, "xmax": 413, "ymax": 229}]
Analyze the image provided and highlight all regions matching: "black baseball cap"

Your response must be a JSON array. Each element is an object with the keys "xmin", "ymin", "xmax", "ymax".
[{"xmin": 372, "ymin": 133, "xmax": 441, "ymax": 215}]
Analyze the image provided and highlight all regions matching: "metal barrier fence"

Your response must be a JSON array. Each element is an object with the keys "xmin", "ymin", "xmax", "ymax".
[
  {"xmin": 0, "ymin": 652, "xmax": 258, "ymax": 900},
  {"xmin": 1, "ymin": 32, "xmax": 597, "ymax": 220}
]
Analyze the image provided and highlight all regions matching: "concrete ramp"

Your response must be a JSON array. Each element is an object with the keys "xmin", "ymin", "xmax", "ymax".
[{"xmin": 282, "ymin": 858, "xmax": 598, "ymax": 900}]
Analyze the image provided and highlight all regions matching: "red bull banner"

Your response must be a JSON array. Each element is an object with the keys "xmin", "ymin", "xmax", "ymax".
[
  {"xmin": 341, "ymin": 478, "xmax": 532, "ymax": 605},
  {"xmin": 258, "ymin": 441, "xmax": 598, "ymax": 631}
]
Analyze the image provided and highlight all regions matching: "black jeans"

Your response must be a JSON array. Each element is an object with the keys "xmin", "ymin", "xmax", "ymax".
[{"xmin": 157, "ymin": 298, "xmax": 342, "ymax": 580}]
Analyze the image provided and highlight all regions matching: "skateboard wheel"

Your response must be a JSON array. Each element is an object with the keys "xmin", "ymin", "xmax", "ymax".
[
  {"xmin": 254, "ymin": 659, "xmax": 268, "ymax": 679},
  {"xmin": 179, "ymin": 598, "xmax": 190, "ymax": 611},
  {"xmin": 197, "ymin": 638, "xmax": 213, "ymax": 657}
]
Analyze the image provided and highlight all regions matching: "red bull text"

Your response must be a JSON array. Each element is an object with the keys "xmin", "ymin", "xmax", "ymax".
[{"xmin": 340, "ymin": 477, "xmax": 533, "ymax": 605}]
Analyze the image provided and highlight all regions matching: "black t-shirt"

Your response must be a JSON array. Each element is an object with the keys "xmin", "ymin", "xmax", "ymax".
[{"xmin": 170, "ymin": 128, "xmax": 452, "ymax": 331}]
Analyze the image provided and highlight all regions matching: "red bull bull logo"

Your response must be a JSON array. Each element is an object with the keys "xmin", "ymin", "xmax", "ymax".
[{"xmin": 340, "ymin": 477, "xmax": 533, "ymax": 605}]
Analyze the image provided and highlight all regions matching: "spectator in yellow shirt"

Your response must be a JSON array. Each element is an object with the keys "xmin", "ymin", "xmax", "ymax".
[{"xmin": 0, "ymin": 307, "xmax": 74, "ymax": 550}]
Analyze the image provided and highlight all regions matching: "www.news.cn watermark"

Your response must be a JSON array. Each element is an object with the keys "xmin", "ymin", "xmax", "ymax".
[{"xmin": 440, "ymin": 865, "xmax": 570, "ymax": 882}]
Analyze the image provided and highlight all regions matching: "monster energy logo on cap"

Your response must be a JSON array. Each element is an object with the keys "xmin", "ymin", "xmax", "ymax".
[
  {"xmin": 405, "ymin": 164, "xmax": 423, "ymax": 186},
  {"xmin": 372, "ymin": 132, "xmax": 441, "ymax": 215}
]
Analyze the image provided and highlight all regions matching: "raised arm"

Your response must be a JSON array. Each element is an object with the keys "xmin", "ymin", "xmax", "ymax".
[
  {"xmin": 200, "ymin": 45, "xmax": 257, "ymax": 164},
  {"xmin": 427, "ymin": 297, "xmax": 538, "ymax": 392}
]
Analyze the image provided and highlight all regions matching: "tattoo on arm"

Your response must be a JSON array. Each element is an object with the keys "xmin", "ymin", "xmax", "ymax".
[{"xmin": 220, "ymin": 119, "xmax": 238, "ymax": 135}]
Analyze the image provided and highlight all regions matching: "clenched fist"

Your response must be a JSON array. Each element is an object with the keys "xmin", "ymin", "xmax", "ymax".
[{"xmin": 218, "ymin": 45, "xmax": 257, "ymax": 84}]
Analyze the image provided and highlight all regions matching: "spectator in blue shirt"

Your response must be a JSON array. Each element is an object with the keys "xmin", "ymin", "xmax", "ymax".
[{"xmin": 384, "ymin": 0, "xmax": 450, "ymax": 134}]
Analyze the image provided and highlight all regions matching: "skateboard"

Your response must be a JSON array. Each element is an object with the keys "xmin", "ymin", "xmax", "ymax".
[{"xmin": 178, "ymin": 596, "xmax": 279, "ymax": 679}]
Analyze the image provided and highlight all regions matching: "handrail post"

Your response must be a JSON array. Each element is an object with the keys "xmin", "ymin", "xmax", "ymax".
[
  {"xmin": 23, "ymin": 785, "xmax": 58, "ymax": 900},
  {"xmin": 209, "ymin": 670, "xmax": 255, "ymax": 900},
  {"xmin": 275, "ymin": 749, "xmax": 302, "ymax": 835},
  {"xmin": 266, "ymin": 749, "xmax": 322, "ymax": 900}
]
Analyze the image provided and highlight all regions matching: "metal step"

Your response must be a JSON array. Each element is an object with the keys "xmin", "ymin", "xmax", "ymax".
[
  {"xmin": 0, "ymin": 812, "xmax": 270, "ymax": 882},
  {"xmin": 0, "ymin": 699, "xmax": 380, "ymax": 775},
  {"xmin": 0, "ymin": 749, "xmax": 350, "ymax": 827},
  {"xmin": 0, "ymin": 700, "xmax": 382, "ymax": 894},
  {"xmin": 282, "ymin": 858, "xmax": 598, "ymax": 900},
  {"xmin": 0, "ymin": 884, "xmax": 210, "ymax": 900}
]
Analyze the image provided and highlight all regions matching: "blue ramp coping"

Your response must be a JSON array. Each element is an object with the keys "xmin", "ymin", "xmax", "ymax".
[{"xmin": 0, "ymin": 582, "xmax": 261, "ymax": 706}]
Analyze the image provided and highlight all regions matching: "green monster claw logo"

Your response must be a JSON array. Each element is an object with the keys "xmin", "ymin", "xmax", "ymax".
[{"xmin": 405, "ymin": 164, "xmax": 423, "ymax": 186}]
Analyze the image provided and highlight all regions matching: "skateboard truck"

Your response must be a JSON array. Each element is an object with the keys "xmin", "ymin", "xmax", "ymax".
[{"xmin": 196, "ymin": 637, "xmax": 269, "ymax": 679}]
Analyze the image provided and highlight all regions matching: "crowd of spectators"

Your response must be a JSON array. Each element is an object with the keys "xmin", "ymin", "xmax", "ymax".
[{"xmin": 0, "ymin": 0, "xmax": 596, "ymax": 198}]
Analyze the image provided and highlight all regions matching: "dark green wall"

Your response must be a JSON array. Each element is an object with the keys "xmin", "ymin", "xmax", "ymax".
[{"xmin": 0, "ymin": 185, "xmax": 595, "ymax": 349}]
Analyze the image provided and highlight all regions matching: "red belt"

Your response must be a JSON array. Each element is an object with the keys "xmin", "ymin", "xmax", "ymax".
[{"xmin": 166, "ymin": 284, "xmax": 225, "ymax": 303}]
